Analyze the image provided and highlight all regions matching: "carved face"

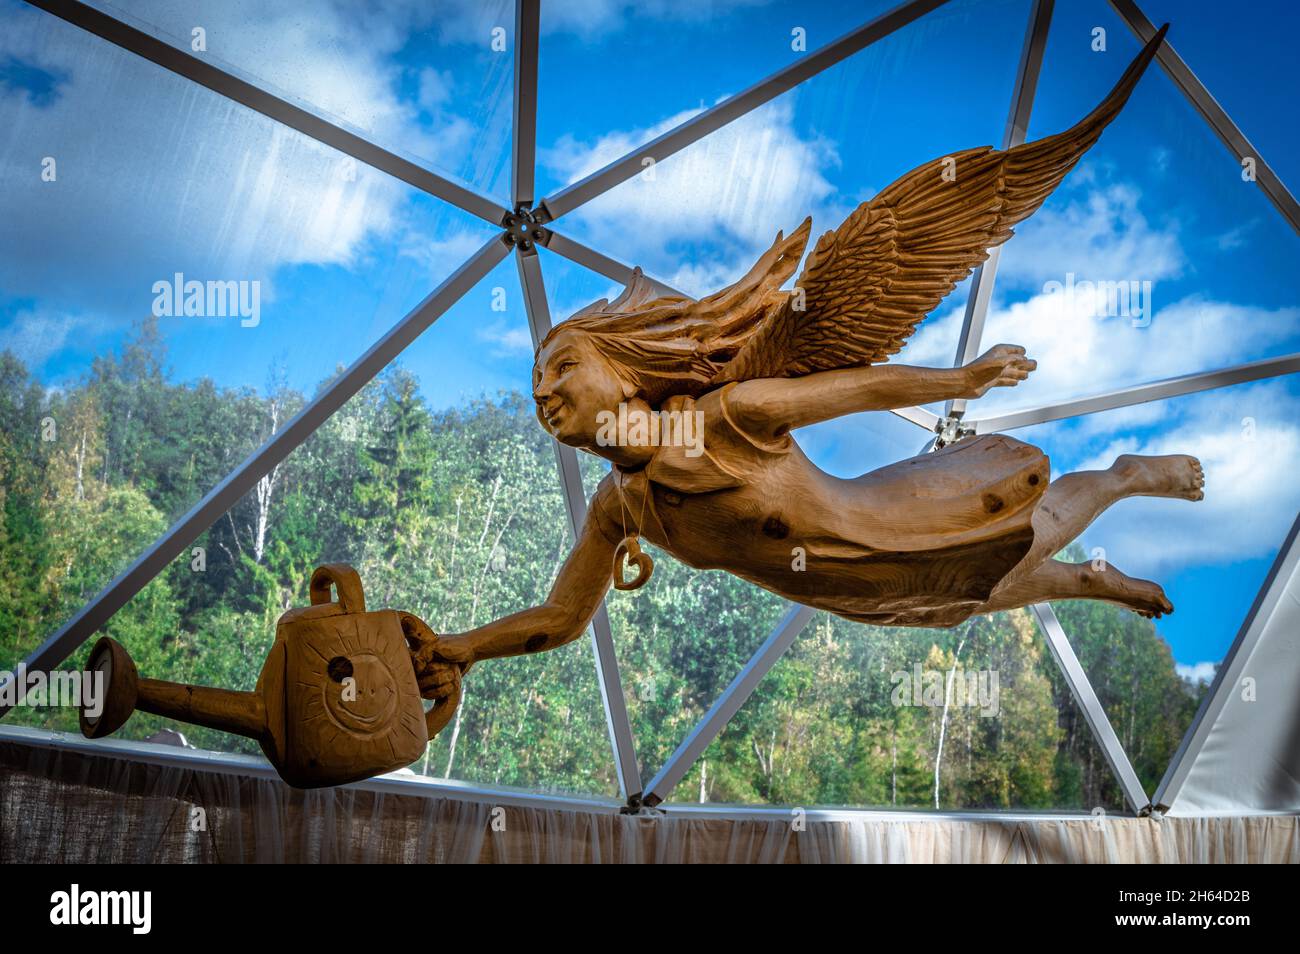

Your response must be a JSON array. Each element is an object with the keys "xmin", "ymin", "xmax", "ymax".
[
  {"xmin": 324, "ymin": 652, "xmax": 399, "ymax": 738},
  {"xmin": 533, "ymin": 329, "xmax": 627, "ymax": 448}
]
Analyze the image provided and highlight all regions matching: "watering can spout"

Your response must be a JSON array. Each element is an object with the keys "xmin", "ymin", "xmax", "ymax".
[
  {"xmin": 138, "ymin": 678, "xmax": 266, "ymax": 739},
  {"xmin": 81, "ymin": 636, "xmax": 267, "ymax": 741}
]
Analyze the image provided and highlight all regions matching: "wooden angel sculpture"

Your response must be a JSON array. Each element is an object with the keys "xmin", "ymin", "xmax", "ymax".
[{"xmin": 410, "ymin": 26, "xmax": 1201, "ymax": 695}]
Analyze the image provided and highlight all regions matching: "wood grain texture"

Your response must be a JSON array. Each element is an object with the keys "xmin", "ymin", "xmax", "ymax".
[
  {"xmin": 80, "ymin": 564, "xmax": 461, "ymax": 789},
  {"xmin": 415, "ymin": 27, "xmax": 1200, "ymax": 680}
]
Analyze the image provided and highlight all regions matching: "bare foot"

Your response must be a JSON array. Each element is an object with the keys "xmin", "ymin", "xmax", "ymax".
[
  {"xmin": 1120, "ymin": 576, "xmax": 1174, "ymax": 619},
  {"xmin": 1112, "ymin": 453, "xmax": 1204, "ymax": 501}
]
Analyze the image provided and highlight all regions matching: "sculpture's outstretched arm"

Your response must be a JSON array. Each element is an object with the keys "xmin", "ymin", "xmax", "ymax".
[
  {"xmin": 726, "ymin": 344, "xmax": 1035, "ymax": 438},
  {"xmin": 414, "ymin": 487, "xmax": 617, "ymax": 673}
]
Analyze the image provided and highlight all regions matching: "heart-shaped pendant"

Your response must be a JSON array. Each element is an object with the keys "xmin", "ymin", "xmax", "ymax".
[{"xmin": 613, "ymin": 536, "xmax": 654, "ymax": 590}]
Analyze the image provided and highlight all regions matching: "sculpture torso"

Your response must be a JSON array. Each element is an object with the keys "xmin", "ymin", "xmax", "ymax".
[{"xmin": 591, "ymin": 384, "xmax": 1052, "ymax": 627}]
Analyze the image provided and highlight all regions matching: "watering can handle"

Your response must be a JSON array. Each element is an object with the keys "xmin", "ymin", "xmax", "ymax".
[
  {"xmin": 424, "ymin": 681, "xmax": 462, "ymax": 738},
  {"xmin": 309, "ymin": 564, "xmax": 367, "ymax": 614}
]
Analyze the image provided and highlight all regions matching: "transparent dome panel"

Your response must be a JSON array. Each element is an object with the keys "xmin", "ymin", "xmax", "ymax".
[
  {"xmin": 534, "ymin": 0, "xmax": 905, "ymax": 201},
  {"xmin": 70, "ymin": 0, "xmax": 514, "ymax": 197},
  {"xmin": 1006, "ymin": 373, "xmax": 1300, "ymax": 791},
  {"xmin": 665, "ymin": 609, "xmax": 1129, "ymax": 813},
  {"xmin": 1133, "ymin": 0, "xmax": 1300, "ymax": 189},
  {"xmin": 2, "ymin": 268, "xmax": 620, "ymax": 798},
  {"xmin": 0, "ymin": 7, "xmax": 498, "ymax": 652},
  {"xmin": 607, "ymin": 556, "xmax": 788, "ymax": 787},
  {"xmin": 797, "ymin": 406, "xmax": 941, "ymax": 477},
  {"xmin": 966, "ymin": 0, "xmax": 1300, "ymax": 418},
  {"xmin": 541, "ymin": 0, "xmax": 1030, "ymax": 382}
]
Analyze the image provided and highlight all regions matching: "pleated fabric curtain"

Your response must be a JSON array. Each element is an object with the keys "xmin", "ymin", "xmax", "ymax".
[{"xmin": 2, "ymin": 737, "xmax": 1297, "ymax": 863}]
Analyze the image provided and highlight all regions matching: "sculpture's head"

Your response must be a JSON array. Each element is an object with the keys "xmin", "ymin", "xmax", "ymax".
[
  {"xmin": 532, "ymin": 326, "xmax": 633, "ymax": 448},
  {"xmin": 531, "ymin": 224, "xmax": 811, "ymax": 455}
]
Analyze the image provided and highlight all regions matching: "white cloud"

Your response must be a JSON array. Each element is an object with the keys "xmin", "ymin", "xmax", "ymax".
[
  {"xmin": 660, "ymin": 259, "xmax": 766, "ymax": 301},
  {"xmin": 417, "ymin": 68, "xmax": 454, "ymax": 111},
  {"xmin": 996, "ymin": 179, "xmax": 1184, "ymax": 290},
  {"xmin": 550, "ymin": 283, "xmax": 623, "ymax": 326},
  {"xmin": 66, "ymin": 0, "xmax": 490, "ymax": 174},
  {"xmin": 476, "ymin": 321, "xmax": 533, "ymax": 357},
  {"xmin": 1215, "ymin": 220, "xmax": 1257, "ymax": 252},
  {"xmin": 900, "ymin": 183, "xmax": 1295, "ymax": 416},
  {"xmin": 426, "ymin": 0, "xmax": 768, "ymax": 42},
  {"xmin": 0, "ymin": 0, "xmax": 493, "ymax": 351},
  {"xmin": 1037, "ymin": 379, "xmax": 1300, "ymax": 575},
  {"xmin": 904, "ymin": 289, "xmax": 1300, "ymax": 416},
  {"xmin": 0, "ymin": 307, "xmax": 108, "ymax": 367},
  {"xmin": 1176, "ymin": 661, "xmax": 1218, "ymax": 685},
  {"xmin": 396, "ymin": 229, "xmax": 492, "ymax": 277},
  {"xmin": 877, "ymin": 179, "xmax": 1183, "ymax": 370},
  {"xmin": 541, "ymin": 96, "xmax": 845, "ymax": 299}
]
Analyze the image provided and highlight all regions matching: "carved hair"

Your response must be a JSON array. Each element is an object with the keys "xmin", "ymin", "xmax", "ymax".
[{"xmin": 537, "ymin": 219, "xmax": 811, "ymax": 405}]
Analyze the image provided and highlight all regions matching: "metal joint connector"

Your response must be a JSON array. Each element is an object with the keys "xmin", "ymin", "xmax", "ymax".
[
  {"xmin": 501, "ymin": 207, "xmax": 550, "ymax": 252},
  {"xmin": 933, "ymin": 415, "xmax": 975, "ymax": 449}
]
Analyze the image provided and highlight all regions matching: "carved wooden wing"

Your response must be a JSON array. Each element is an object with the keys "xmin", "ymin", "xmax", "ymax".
[{"xmin": 711, "ymin": 24, "xmax": 1167, "ymax": 384}]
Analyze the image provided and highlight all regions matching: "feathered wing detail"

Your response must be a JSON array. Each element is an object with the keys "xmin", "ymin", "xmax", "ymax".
[{"xmin": 711, "ymin": 24, "xmax": 1168, "ymax": 385}]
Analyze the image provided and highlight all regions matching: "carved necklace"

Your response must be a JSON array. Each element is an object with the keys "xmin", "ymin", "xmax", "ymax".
[{"xmin": 613, "ymin": 466, "xmax": 654, "ymax": 591}]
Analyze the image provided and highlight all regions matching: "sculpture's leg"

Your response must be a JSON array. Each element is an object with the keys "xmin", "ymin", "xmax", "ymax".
[
  {"xmin": 1008, "ymin": 453, "xmax": 1203, "ymax": 576},
  {"xmin": 980, "ymin": 557, "xmax": 1173, "ymax": 618},
  {"xmin": 980, "ymin": 453, "xmax": 1200, "ymax": 617}
]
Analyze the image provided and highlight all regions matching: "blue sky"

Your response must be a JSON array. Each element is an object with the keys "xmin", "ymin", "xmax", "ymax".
[{"xmin": 2, "ymin": 0, "xmax": 1298, "ymax": 681}]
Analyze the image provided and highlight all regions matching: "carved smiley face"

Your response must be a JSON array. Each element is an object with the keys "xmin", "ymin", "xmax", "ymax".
[{"xmin": 323, "ymin": 652, "xmax": 399, "ymax": 737}]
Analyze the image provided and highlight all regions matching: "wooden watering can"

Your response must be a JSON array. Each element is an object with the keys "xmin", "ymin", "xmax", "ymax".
[{"xmin": 79, "ymin": 564, "xmax": 460, "ymax": 788}]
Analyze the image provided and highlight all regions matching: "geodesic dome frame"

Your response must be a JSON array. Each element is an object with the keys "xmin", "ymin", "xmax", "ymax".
[{"xmin": 6, "ymin": 0, "xmax": 1299, "ymax": 819}]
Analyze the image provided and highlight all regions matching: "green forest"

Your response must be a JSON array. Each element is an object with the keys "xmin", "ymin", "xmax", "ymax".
[{"xmin": 0, "ymin": 320, "xmax": 1207, "ymax": 811}]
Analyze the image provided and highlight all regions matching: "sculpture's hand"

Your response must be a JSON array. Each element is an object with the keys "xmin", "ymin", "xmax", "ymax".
[
  {"xmin": 402, "ymin": 615, "xmax": 473, "ymax": 701},
  {"xmin": 417, "ymin": 658, "xmax": 463, "ymax": 703},
  {"xmin": 963, "ymin": 344, "xmax": 1037, "ymax": 398}
]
